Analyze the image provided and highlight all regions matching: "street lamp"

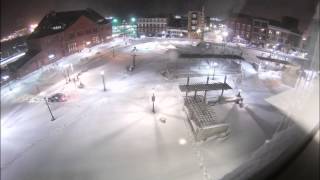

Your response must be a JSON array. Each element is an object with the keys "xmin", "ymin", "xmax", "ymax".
[
  {"xmin": 112, "ymin": 18, "xmax": 118, "ymax": 23},
  {"xmin": 43, "ymin": 97, "xmax": 55, "ymax": 121},
  {"xmin": 131, "ymin": 17, "xmax": 136, "ymax": 23},
  {"xmin": 151, "ymin": 89, "xmax": 156, "ymax": 113},
  {"xmin": 212, "ymin": 62, "xmax": 218, "ymax": 80},
  {"xmin": 100, "ymin": 71, "xmax": 106, "ymax": 91},
  {"xmin": 237, "ymin": 89, "xmax": 242, "ymax": 97}
]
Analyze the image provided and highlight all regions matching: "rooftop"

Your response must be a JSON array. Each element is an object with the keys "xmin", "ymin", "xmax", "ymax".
[{"xmin": 28, "ymin": 8, "xmax": 110, "ymax": 39}]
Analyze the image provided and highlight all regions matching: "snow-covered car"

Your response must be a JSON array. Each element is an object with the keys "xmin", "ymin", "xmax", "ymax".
[{"xmin": 48, "ymin": 93, "xmax": 67, "ymax": 102}]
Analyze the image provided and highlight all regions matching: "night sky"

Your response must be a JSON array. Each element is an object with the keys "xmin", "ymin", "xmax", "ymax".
[{"xmin": 1, "ymin": 0, "xmax": 318, "ymax": 37}]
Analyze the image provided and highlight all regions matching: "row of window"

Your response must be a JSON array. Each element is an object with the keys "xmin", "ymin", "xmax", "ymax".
[
  {"xmin": 253, "ymin": 21, "xmax": 268, "ymax": 28},
  {"xmin": 137, "ymin": 18, "xmax": 167, "ymax": 23},
  {"xmin": 67, "ymin": 36, "xmax": 100, "ymax": 53},
  {"xmin": 68, "ymin": 28, "xmax": 98, "ymax": 40},
  {"xmin": 137, "ymin": 24, "xmax": 166, "ymax": 28},
  {"xmin": 230, "ymin": 22, "xmax": 251, "ymax": 31}
]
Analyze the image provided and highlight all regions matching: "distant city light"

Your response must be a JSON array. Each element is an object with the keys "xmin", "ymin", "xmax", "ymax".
[
  {"xmin": 131, "ymin": 17, "xmax": 136, "ymax": 23},
  {"xmin": 86, "ymin": 41, "xmax": 91, "ymax": 45},
  {"xmin": 2, "ymin": 75, "xmax": 9, "ymax": 80},
  {"xmin": 48, "ymin": 54, "xmax": 55, "ymax": 59},
  {"xmin": 112, "ymin": 18, "xmax": 118, "ymax": 23},
  {"xmin": 302, "ymin": 37, "xmax": 307, "ymax": 41},
  {"xmin": 178, "ymin": 138, "xmax": 187, "ymax": 145},
  {"xmin": 222, "ymin": 31, "xmax": 228, "ymax": 37},
  {"xmin": 174, "ymin": 15, "xmax": 181, "ymax": 19},
  {"xmin": 29, "ymin": 24, "xmax": 38, "ymax": 32}
]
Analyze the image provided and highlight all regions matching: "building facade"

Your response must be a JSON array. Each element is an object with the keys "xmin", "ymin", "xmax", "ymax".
[
  {"xmin": 9, "ymin": 9, "xmax": 112, "ymax": 76},
  {"xmin": 187, "ymin": 11, "xmax": 204, "ymax": 39},
  {"xmin": 225, "ymin": 14, "xmax": 302, "ymax": 49},
  {"xmin": 136, "ymin": 17, "xmax": 167, "ymax": 37},
  {"xmin": 251, "ymin": 18, "xmax": 269, "ymax": 46},
  {"xmin": 167, "ymin": 15, "xmax": 188, "ymax": 38},
  {"xmin": 226, "ymin": 14, "xmax": 252, "ymax": 43},
  {"xmin": 267, "ymin": 23, "xmax": 302, "ymax": 52}
]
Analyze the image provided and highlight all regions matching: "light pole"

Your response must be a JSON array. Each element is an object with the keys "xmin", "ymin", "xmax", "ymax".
[
  {"xmin": 151, "ymin": 89, "xmax": 156, "ymax": 113},
  {"xmin": 112, "ymin": 46, "xmax": 115, "ymax": 57},
  {"xmin": 100, "ymin": 71, "xmax": 106, "ymax": 91},
  {"xmin": 44, "ymin": 97, "xmax": 55, "ymax": 121},
  {"xmin": 212, "ymin": 62, "xmax": 218, "ymax": 80},
  {"xmin": 132, "ymin": 46, "xmax": 137, "ymax": 67}
]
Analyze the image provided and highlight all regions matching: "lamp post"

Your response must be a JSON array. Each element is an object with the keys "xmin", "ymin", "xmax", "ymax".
[
  {"xmin": 212, "ymin": 62, "xmax": 218, "ymax": 80},
  {"xmin": 237, "ymin": 89, "xmax": 242, "ymax": 97},
  {"xmin": 44, "ymin": 97, "xmax": 55, "ymax": 121},
  {"xmin": 100, "ymin": 71, "xmax": 106, "ymax": 91},
  {"xmin": 151, "ymin": 89, "xmax": 156, "ymax": 113}
]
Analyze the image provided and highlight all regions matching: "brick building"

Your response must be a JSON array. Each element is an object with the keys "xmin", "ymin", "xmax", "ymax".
[
  {"xmin": 9, "ymin": 8, "xmax": 112, "ymax": 76},
  {"xmin": 226, "ymin": 14, "xmax": 302, "ymax": 49},
  {"xmin": 251, "ymin": 18, "xmax": 269, "ymax": 46},
  {"xmin": 227, "ymin": 14, "xmax": 252, "ymax": 43},
  {"xmin": 187, "ymin": 11, "xmax": 204, "ymax": 39},
  {"xmin": 136, "ymin": 17, "xmax": 167, "ymax": 37},
  {"xmin": 267, "ymin": 20, "xmax": 301, "ymax": 52}
]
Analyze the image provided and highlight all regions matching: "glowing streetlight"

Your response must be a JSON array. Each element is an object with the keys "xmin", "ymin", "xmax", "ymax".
[
  {"xmin": 100, "ymin": 71, "xmax": 106, "ymax": 91},
  {"xmin": 222, "ymin": 31, "xmax": 228, "ymax": 37},
  {"xmin": 131, "ymin": 17, "xmax": 136, "ymax": 23},
  {"xmin": 112, "ymin": 18, "xmax": 118, "ymax": 23},
  {"xmin": 29, "ymin": 24, "xmax": 38, "ymax": 32},
  {"xmin": 2, "ymin": 75, "xmax": 9, "ymax": 81}
]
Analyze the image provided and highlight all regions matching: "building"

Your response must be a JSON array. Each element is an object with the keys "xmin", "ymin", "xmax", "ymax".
[
  {"xmin": 251, "ymin": 18, "xmax": 269, "ymax": 46},
  {"xmin": 167, "ymin": 15, "xmax": 188, "ymax": 38},
  {"xmin": 8, "ymin": 8, "xmax": 112, "ymax": 76},
  {"xmin": 225, "ymin": 14, "xmax": 302, "ymax": 49},
  {"xmin": 187, "ymin": 11, "xmax": 204, "ymax": 39},
  {"xmin": 226, "ymin": 14, "xmax": 252, "ymax": 43},
  {"xmin": 112, "ymin": 18, "xmax": 137, "ymax": 38},
  {"xmin": 136, "ymin": 17, "xmax": 167, "ymax": 37},
  {"xmin": 267, "ymin": 20, "xmax": 302, "ymax": 52}
]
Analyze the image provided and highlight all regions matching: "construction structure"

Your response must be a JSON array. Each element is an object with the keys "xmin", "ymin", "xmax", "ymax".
[{"xmin": 179, "ymin": 75, "xmax": 233, "ymax": 141}]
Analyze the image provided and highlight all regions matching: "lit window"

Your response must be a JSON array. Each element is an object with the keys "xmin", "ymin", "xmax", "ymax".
[
  {"xmin": 48, "ymin": 54, "xmax": 55, "ymax": 60},
  {"xmin": 52, "ymin": 26, "xmax": 62, "ymax": 30}
]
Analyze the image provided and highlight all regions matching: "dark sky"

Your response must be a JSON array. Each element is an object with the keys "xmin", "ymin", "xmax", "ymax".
[{"xmin": 1, "ymin": 0, "xmax": 318, "ymax": 37}]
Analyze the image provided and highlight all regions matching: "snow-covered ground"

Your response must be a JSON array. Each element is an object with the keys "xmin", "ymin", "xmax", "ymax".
[{"xmin": 1, "ymin": 38, "xmax": 299, "ymax": 180}]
